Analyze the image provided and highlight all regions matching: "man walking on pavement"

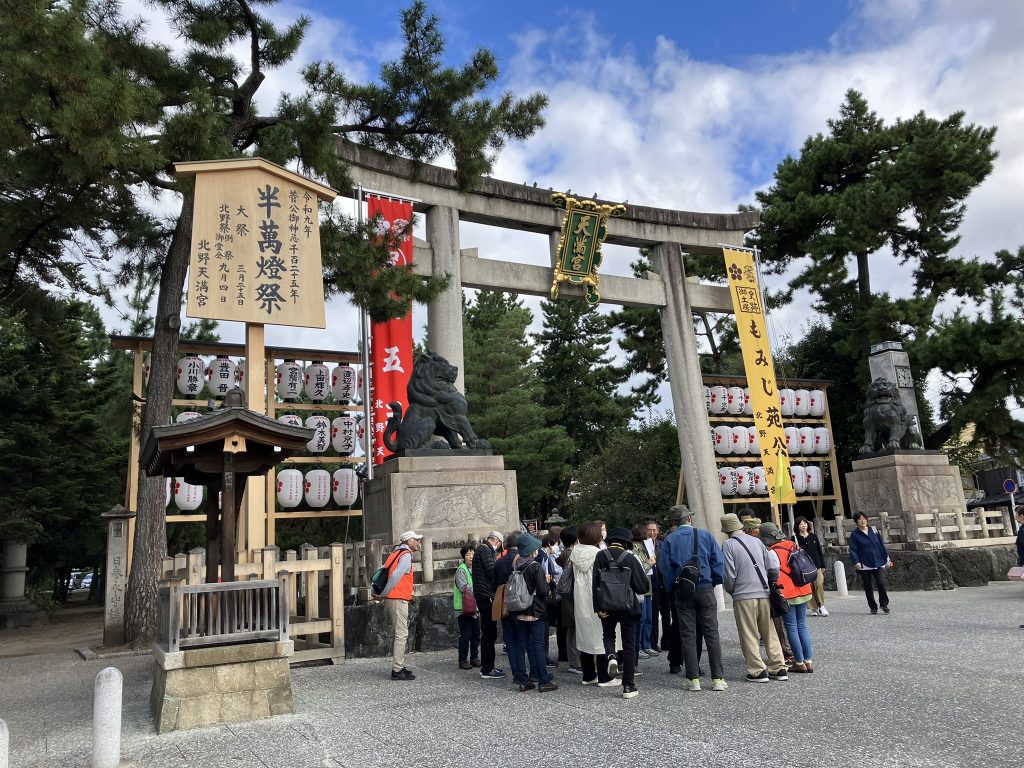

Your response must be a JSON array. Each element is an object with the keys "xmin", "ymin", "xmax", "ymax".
[{"xmin": 374, "ymin": 530, "xmax": 424, "ymax": 680}]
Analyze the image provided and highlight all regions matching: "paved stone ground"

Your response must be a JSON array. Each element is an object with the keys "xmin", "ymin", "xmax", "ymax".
[{"xmin": 1, "ymin": 583, "xmax": 1022, "ymax": 768}]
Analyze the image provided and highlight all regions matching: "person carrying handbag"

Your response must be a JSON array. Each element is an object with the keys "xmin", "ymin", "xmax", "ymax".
[
  {"xmin": 849, "ymin": 513, "xmax": 893, "ymax": 615},
  {"xmin": 453, "ymin": 545, "xmax": 480, "ymax": 670}
]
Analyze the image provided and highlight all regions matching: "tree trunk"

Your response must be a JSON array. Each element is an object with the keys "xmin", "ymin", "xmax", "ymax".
[
  {"xmin": 856, "ymin": 250, "xmax": 873, "ymax": 356},
  {"xmin": 124, "ymin": 194, "xmax": 193, "ymax": 645}
]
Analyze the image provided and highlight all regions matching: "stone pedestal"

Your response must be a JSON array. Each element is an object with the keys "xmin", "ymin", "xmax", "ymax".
[
  {"xmin": 150, "ymin": 641, "xmax": 294, "ymax": 734},
  {"xmin": 0, "ymin": 541, "xmax": 45, "ymax": 629},
  {"xmin": 846, "ymin": 451, "xmax": 968, "ymax": 539},
  {"xmin": 363, "ymin": 455, "xmax": 519, "ymax": 545}
]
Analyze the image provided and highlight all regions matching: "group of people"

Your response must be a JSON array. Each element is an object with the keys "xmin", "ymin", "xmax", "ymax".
[{"xmin": 375, "ymin": 505, "xmax": 898, "ymax": 694}]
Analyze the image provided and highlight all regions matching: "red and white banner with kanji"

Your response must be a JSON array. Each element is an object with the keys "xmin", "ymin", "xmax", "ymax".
[{"xmin": 368, "ymin": 195, "xmax": 414, "ymax": 464}]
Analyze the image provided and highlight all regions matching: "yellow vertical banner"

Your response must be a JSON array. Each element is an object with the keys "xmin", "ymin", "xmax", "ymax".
[{"xmin": 722, "ymin": 247, "xmax": 796, "ymax": 505}]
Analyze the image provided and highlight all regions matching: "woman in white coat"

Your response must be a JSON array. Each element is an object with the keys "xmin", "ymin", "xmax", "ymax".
[{"xmin": 571, "ymin": 521, "xmax": 614, "ymax": 685}]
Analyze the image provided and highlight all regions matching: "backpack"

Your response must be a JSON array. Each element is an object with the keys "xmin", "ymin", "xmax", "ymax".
[
  {"xmin": 596, "ymin": 549, "xmax": 636, "ymax": 613},
  {"xmin": 504, "ymin": 559, "xmax": 538, "ymax": 612},
  {"xmin": 674, "ymin": 530, "xmax": 701, "ymax": 602},
  {"xmin": 370, "ymin": 548, "xmax": 404, "ymax": 596},
  {"xmin": 556, "ymin": 563, "xmax": 575, "ymax": 600},
  {"xmin": 787, "ymin": 542, "xmax": 818, "ymax": 587}
]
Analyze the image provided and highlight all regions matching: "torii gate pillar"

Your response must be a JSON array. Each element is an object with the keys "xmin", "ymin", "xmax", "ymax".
[{"xmin": 426, "ymin": 206, "xmax": 465, "ymax": 393}]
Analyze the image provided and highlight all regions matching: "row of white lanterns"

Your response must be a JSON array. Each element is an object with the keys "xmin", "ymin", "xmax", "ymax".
[
  {"xmin": 706, "ymin": 386, "xmax": 826, "ymax": 418},
  {"xmin": 175, "ymin": 410, "xmax": 364, "ymax": 456},
  {"xmin": 712, "ymin": 425, "xmax": 831, "ymax": 456},
  {"xmin": 169, "ymin": 353, "xmax": 362, "ymax": 404},
  {"xmin": 170, "ymin": 467, "xmax": 360, "ymax": 510},
  {"xmin": 718, "ymin": 465, "xmax": 825, "ymax": 496}
]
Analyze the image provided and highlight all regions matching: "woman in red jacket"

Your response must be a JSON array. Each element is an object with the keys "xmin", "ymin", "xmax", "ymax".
[{"xmin": 762, "ymin": 523, "xmax": 815, "ymax": 673}]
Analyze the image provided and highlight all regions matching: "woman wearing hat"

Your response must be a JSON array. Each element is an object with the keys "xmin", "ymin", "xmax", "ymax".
[
  {"xmin": 508, "ymin": 533, "xmax": 558, "ymax": 693},
  {"xmin": 592, "ymin": 526, "xmax": 651, "ymax": 699},
  {"xmin": 761, "ymin": 522, "xmax": 815, "ymax": 673}
]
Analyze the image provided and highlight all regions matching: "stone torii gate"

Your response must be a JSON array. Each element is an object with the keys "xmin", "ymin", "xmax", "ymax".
[{"xmin": 337, "ymin": 140, "xmax": 758, "ymax": 534}]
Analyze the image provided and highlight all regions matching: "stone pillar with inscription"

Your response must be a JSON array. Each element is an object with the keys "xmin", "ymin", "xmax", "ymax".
[
  {"xmin": 103, "ymin": 505, "xmax": 136, "ymax": 646},
  {"xmin": 868, "ymin": 341, "xmax": 922, "ymax": 432}
]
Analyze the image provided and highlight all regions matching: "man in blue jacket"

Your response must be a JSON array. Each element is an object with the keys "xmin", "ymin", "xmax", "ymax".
[{"xmin": 658, "ymin": 505, "xmax": 727, "ymax": 692}]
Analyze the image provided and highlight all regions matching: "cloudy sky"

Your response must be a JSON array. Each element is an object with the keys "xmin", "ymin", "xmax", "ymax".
[{"xmin": 119, "ymin": 0, "xmax": 1024, "ymax": 410}]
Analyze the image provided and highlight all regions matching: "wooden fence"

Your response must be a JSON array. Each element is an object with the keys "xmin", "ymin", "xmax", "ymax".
[{"xmin": 818, "ymin": 508, "xmax": 1014, "ymax": 549}]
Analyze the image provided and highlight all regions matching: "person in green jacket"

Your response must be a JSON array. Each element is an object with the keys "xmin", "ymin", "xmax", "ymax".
[{"xmin": 454, "ymin": 545, "xmax": 480, "ymax": 669}]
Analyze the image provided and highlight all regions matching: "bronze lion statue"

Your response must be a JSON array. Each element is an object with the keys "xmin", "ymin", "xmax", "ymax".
[
  {"xmin": 382, "ymin": 350, "xmax": 491, "ymax": 452},
  {"xmin": 859, "ymin": 377, "xmax": 922, "ymax": 454}
]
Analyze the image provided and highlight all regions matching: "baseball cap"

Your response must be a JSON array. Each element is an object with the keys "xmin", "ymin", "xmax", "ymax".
[{"xmin": 399, "ymin": 530, "xmax": 424, "ymax": 543}]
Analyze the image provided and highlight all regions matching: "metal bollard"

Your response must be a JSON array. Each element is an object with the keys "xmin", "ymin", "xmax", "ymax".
[
  {"xmin": 834, "ymin": 560, "xmax": 848, "ymax": 597},
  {"xmin": 1, "ymin": 718, "xmax": 8, "ymax": 768},
  {"xmin": 92, "ymin": 667, "xmax": 122, "ymax": 768},
  {"xmin": 714, "ymin": 583, "xmax": 726, "ymax": 612}
]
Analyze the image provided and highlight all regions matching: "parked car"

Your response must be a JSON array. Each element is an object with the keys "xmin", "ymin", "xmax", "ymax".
[{"xmin": 81, "ymin": 573, "xmax": 94, "ymax": 590}]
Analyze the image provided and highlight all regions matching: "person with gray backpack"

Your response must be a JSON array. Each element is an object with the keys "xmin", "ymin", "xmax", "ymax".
[
  {"xmin": 505, "ymin": 533, "xmax": 558, "ymax": 693},
  {"xmin": 592, "ymin": 527, "xmax": 651, "ymax": 699}
]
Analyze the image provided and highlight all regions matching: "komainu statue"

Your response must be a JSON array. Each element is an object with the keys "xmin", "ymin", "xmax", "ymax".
[
  {"xmin": 859, "ymin": 377, "xmax": 923, "ymax": 454},
  {"xmin": 382, "ymin": 350, "xmax": 491, "ymax": 452}
]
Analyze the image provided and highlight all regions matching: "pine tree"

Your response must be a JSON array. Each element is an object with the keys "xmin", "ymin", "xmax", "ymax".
[{"xmin": 463, "ymin": 291, "xmax": 573, "ymax": 517}]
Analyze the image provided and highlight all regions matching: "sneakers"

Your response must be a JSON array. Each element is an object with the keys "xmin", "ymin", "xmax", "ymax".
[
  {"xmin": 637, "ymin": 649, "xmax": 651, "ymax": 659},
  {"xmin": 622, "ymin": 684, "xmax": 639, "ymax": 699},
  {"xmin": 607, "ymin": 656, "xmax": 620, "ymax": 677},
  {"xmin": 642, "ymin": 647, "xmax": 660, "ymax": 656},
  {"xmin": 711, "ymin": 678, "xmax": 728, "ymax": 692},
  {"xmin": 809, "ymin": 610, "xmax": 819, "ymax": 616},
  {"xmin": 459, "ymin": 661, "xmax": 473, "ymax": 670},
  {"xmin": 567, "ymin": 666, "xmax": 583, "ymax": 675},
  {"xmin": 686, "ymin": 678, "xmax": 701, "ymax": 692},
  {"xmin": 745, "ymin": 670, "xmax": 769, "ymax": 683},
  {"xmin": 597, "ymin": 679, "xmax": 619, "ymax": 688},
  {"xmin": 582, "ymin": 677, "xmax": 600, "ymax": 686},
  {"xmin": 480, "ymin": 668, "xmax": 507, "ymax": 679},
  {"xmin": 633, "ymin": 669, "xmax": 643, "ymax": 677},
  {"xmin": 538, "ymin": 681, "xmax": 558, "ymax": 693},
  {"xmin": 518, "ymin": 682, "xmax": 536, "ymax": 692},
  {"xmin": 882, "ymin": 606, "xmax": 891, "ymax": 614},
  {"xmin": 768, "ymin": 669, "xmax": 789, "ymax": 681},
  {"xmin": 391, "ymin": 667, "xmax": 416, "ymax": 681},
  {"xmin": 870, "ymin": 608, "xmax": 879, "ymax": 615},
  {"xmin": 818, "ymin": 606, "xmax": 829, "ymax": 616},
  {"xmin": 546, "ymin": 658, "xmax": 558, "ymax": 668}
]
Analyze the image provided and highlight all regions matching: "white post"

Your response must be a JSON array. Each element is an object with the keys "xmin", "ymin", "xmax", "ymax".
[
  {"xmin": 714, "ymin": 583, "xmax": 726, "ymax": 612},
  {"xmin": 834, "ymin": 560, "xmax": 848, "ymax": 597},
  {"xmin": 421, "ymin": 536, "xmax": 434, "ymax": 583},
  {"xmin": 92, "ymin": 667, "xmax": 122, "ymax": 768},
  {"xmin": 1, "ymin": 718, "xmax": 8, "ymax": 768}
]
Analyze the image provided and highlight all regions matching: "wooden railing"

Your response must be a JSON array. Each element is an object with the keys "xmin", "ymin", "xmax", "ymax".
[
  {"xmin": 158, "ymin": 578, "xmax": 289, "ymax": 653},
  {"xmin": 819, "ymin": 508, "xmax": 1014, "ymax": 549}
]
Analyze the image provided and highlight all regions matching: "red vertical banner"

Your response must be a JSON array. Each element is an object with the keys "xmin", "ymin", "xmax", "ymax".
[{"xmin": 368, "ymin": 195, "xmax": 414, "ymax": 464}]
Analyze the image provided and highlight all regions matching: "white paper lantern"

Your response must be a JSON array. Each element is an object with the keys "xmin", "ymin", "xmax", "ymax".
[
  {"xmin": 813, "ymin": 427, "xmax": 831, "ymax": 455},
  {"xmin": 809, "ymin": 389, "xmax": 826, "ymax": 417},
  {"xmin": 305, "ymin": 415, "xmax": 331, "ymax": 453},
  {"xmin": 332, "ymin": 364, "xmax": 358, "ymax": 404},
  {"xmin": 176, "ymin": 411, "xmax": 202, "ymax": 423},
  {"xmin": 276, "ymin": 360, "xmax": 303, "ymax": 401},
  {"xmin": 206, "ymin": 355, "xmax": 236, "ymax": 398},
  {"xmin": 747, "ymin": 426, "xmax": 761, "ymax": 455},
  {"xmin": 176, "ymin": 353, "xmax": 206, "ymax": 398},
  {"xmin": 144, "ymin": 354, "xmax": 152, "ymax": 389},
  {"xmin": 726, "ymin": 386, "xmax": 745, "ymax": 415},
  {"xmin": 713, "ymin": 425, "xmax": 734, "ymax": 455},
  {"xmin": 736, "ymin": 465, "xmax": 754, "ymax": 496},
  {"xmin": 235, "ymin": 359, "xmax": 246, "ymax": 386},
  {"xmin": 790, "ymin": 465, "xmax": 808, "ymax": 494},
  {"xmin": 779, "ymin": 388, "xmax": 796, "ymax": 417},
  {"xmin": 703, "ymin": 386, "xmax": 712, "ymax": 412},
  {"xmin": 794, "ymin": 388, "xmax": 811, "ymax": 417},
  {"xmin": 798, "ymin": 426, "xmax": 817, "ymax": 456},
  {"xmin": 709, "ymin": 385, "xmax": 728, "ymax": 415},
  {"xmin": 806, "ymin": 466, "xmax": 823, "ymax": 494},
  {"xmin": 752, "ymin": 466, "xmax": 768, "ymax": 495},
  {"xmin": 331, "ymin": 416, "xmax": 358, "ymax": 456},
  {"xmin": 731, "ymin": 426, "xmax": 749, "ymax": 455},
  {"xmin": 742, "ymin": 388, "xmax": 753, "ymax": 416},
  {"xmin": 332, "ymin": 468, "xmax": 359, "ymax": 507},
  {"xmin": 718, "ymin": 467, "xmax": 738, "ymax": 496},
  {"xmin": 784, "ymin": 426, "xmax": 799, "ymax": 454},
  {"xmin": 277, "ymin": 413, "xmax": 303, "ymax": 428},
  {"xmin": 173, "ymin": 477, "xmax": 203, "ymax": 511},
  {"xmin": 304, "ymin": 469, "xmax": 331, "ymax": 508},
  {"xmin": 165, "ymin": 478, "xmax": 172, "ymax": 507},
  {"xmin": 304, "ymin": 360, "xmax": 330, "ymax": 403},
  {"xmin": 276, "ymin": 468, "xmax": 303, "ymax": 508}
]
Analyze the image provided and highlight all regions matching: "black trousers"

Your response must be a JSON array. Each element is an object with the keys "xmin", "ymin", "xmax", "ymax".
[
  {"xmin": 860, "ymin": 568, "xmax": 890, "ymax": 610},
  {"xmin": 457, "ymin": 613, "xmax": 480, "ymax": 663},
  {"xmin": 601, "ymin": 613, "xmax": 638, "ymax": 686},
  {"xmin": 580, "ymin": 651, "xmax": 611, "ymax": 683},
  {"xmin": 676, "ymin": 585, "xmax": 723, "ymax": 679},
  {"xmin": 666, "ymin": 587, "xmax": 682, "ymax": 667},
  {"xmin": 477, "ymin": 596, "xmax": 497, "ymax": 672},
  {"xmin": 652, "ymin": 581, "xmax": 672, "ymax": 648}
]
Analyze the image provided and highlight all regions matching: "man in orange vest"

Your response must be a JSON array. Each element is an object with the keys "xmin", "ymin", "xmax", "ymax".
[{"xmin": 374, "ymin": 530, "xmax": 424, "ymax": 680}]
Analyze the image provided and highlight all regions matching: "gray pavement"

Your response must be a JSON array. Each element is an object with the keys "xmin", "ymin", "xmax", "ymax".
[{"xmin": 1, "ymin": 582, "xmax": 1022, "ymax": 768}]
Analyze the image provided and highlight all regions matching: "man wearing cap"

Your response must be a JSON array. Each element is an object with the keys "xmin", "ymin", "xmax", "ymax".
[
  {"xmin": 374, "ymin": 530, "xmax": 423, "ymax": 681},
  {"xmin": 473, "ymin": 531, "xmax": 507, "ymax": 679},
  {"xmin": 658, "ymin": 505, "xmax": 727, "ymax": 692},
  {"xmin": 720, "ymin": 513, "xmax": 788, "ymax": 683}
]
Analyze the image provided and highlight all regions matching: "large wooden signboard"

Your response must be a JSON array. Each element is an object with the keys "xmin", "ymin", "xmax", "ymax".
[{"xmin": 175, "ymin": 159, "xmax": 337, "ymax": 328}]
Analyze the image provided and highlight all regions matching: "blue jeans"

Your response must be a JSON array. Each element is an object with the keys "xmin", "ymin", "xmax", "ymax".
[
  {"xmin": 782, "ymin": 601, "xmax": 813, "ymax": 663},
  {"xmin": 515, "ymin": 619, "xmax": 551, "ymax": 685},
  {"xmin": 503, "ymin": 617, "xmax": 525, "ymax": 683},
  {"xmin": 639, "ymin": 595, "xmax": 653, "ymax": 649}
]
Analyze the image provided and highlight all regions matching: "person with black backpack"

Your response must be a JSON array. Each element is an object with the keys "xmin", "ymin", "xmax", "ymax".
[
  {"xmin": 658, "ymin": 505, "xmax": 727, "ymax": 692},
  {"xmin": 592, "ymin": 527, "xmax": 651, "ymax": 699}
]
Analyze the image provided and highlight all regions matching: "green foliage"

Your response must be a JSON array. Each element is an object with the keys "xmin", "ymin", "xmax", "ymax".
[
  {"xmin": 463, "ymin": 291, "xmax": 573, "ymax": 516},
  {"xmin": 568, "ymin": 415, "xmax": 681, "ymax": 529}
]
